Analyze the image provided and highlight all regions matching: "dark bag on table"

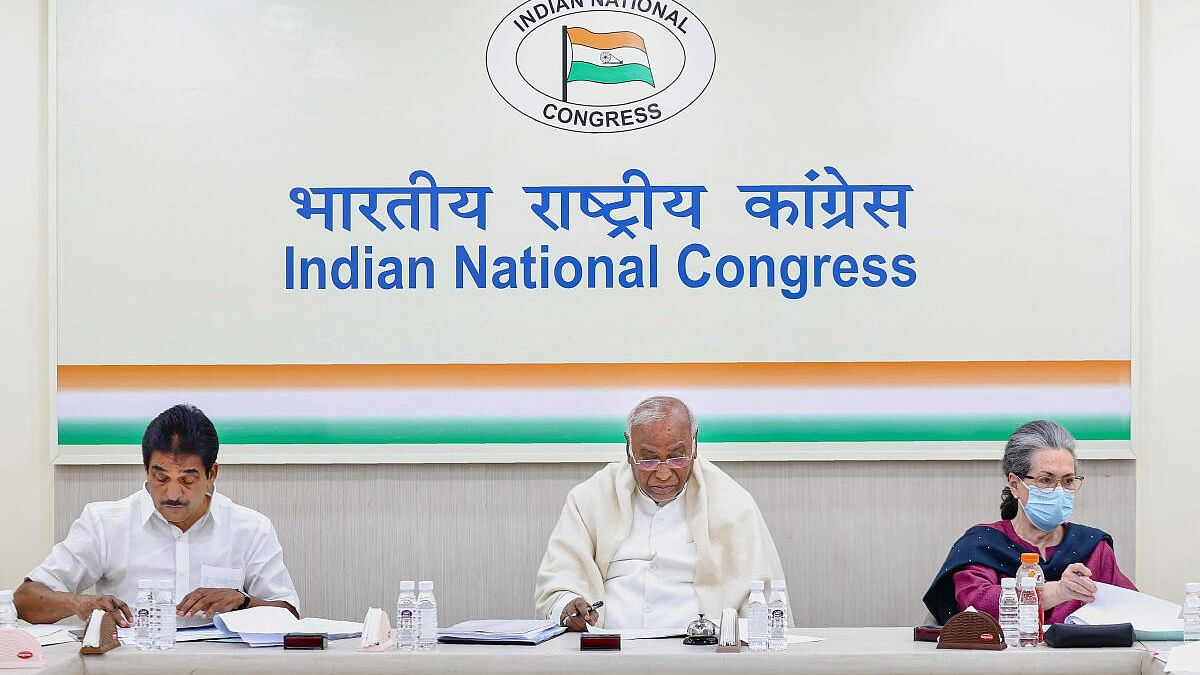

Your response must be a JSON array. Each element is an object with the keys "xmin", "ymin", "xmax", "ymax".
[{"xmin": 1043, "ymin": 622, "xmax": 1134, "ymax": 648}]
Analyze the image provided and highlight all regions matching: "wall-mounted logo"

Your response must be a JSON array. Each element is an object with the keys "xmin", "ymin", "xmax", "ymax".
[{"xmin": 486, "ymin": 0, "xmax": 715, "ymax": 133}]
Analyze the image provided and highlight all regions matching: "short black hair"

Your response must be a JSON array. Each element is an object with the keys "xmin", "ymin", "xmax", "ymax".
[{"xmin": 141, "ymin": 404, "xmax": 220, "ymax": 473}]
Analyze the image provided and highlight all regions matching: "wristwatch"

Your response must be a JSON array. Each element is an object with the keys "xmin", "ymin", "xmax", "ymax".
[{"xmin": 237, "ymin": 591, "xmax": 252, "ymax": 610}]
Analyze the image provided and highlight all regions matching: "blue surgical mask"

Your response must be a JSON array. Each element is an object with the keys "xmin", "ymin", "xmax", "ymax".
[{"xmin": 1021, "ymin": 484, "xmax": 1074, "ymax": 531}]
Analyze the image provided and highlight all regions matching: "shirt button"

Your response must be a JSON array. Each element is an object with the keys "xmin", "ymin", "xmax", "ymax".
[{"xmin": 644, "ymin": 605, "xmax": 652, "ymax": 612}]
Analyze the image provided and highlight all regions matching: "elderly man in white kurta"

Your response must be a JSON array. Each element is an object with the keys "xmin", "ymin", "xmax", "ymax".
[{"xmin": 534, "ymin": 396, "xmax": 788, "ymax": 631}]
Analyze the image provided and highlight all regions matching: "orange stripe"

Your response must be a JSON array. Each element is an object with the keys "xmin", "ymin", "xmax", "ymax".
[
  {"xmin": 57, "ymin": 361, "xmax": 1130, "ymax": 390},
  {"xmin": 566, "ymin": 27, "xmax": 647, "ymax": 53}
]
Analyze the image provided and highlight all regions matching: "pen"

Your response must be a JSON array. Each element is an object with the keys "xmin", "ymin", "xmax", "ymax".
[{"xmin": 572, "ymin": 600, "xmax": 604, "ymax": 618}]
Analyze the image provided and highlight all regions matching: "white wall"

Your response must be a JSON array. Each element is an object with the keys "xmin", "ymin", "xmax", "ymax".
[
  {"xmin": 2, "ymin": 0, "xmax": 1199, "ymax": 605},
  {"xmin": 1134, "ymin": 0, "xmax": 1200, "ymax": 600},
  {"xmin": 0, "ymin": 0, "xmax": 51, "ymax": 590}
]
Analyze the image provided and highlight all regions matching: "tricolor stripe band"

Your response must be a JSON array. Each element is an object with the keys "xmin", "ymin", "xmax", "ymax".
[{"xmin": 57, "ymin": 361, "xmax": 1130, "ymax": 445}]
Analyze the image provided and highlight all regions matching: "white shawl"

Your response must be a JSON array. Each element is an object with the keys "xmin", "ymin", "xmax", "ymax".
[{"xmin": 533, "ymin": 459, "xmax": 789, "ymax": 627}]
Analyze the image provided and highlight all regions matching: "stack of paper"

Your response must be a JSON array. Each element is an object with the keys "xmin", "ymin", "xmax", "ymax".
[
  {"xmin": 1065, "ymin": 582, "xmax": 1185, "ymax": 640},
  {"xmin": 213, "ymin": 606, "xmax": 363, "ymax": 647},
  {"xmin": 438, "ymin": 619, "xmax": 566, "ymax": 645}
]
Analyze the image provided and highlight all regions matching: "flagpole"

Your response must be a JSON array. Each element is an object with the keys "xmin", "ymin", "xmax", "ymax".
[{"xmin": 561, "ymin": 25, "xmax": 568, "ymax": 102}]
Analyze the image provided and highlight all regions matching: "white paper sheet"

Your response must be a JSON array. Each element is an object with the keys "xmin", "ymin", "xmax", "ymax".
[
  {"xmin": 588, "ymin": 627, "xmax": 686, "ymax": 639},
  {"xmin": 735, "ymin": 619, "xmax": 826, "ymax": 644},
  {"xmin": 23, "ymin": 624, "xmax": 78, "ymax": 646},
  {"xmin": 1065, "ymin": 582, "xmax": 1184, "ymax": 632},
  {"xmin": 1165, "ymin": 641, "xmax": 1200, "ymax": 673},
  {"xmin": 211, "ymin": 606, "xmax": 361, "ymax": 647}
]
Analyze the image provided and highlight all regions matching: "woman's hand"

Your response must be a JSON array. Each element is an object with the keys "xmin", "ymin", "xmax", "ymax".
[{"xmin": 1044, "ymin": 562, "xmax": 1097, "ymax": 608}]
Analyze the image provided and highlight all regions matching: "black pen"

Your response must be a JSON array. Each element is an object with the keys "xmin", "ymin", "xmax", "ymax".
[{"xmin": 572, "ymin": 600, "xmax": 604, "ymax": 618}]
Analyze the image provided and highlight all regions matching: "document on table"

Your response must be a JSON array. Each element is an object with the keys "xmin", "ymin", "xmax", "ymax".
[
  {"xmin": 1065, "ymin": 582, "xmax": 1184, "ymax": 639},
  {"xmin": 214, "ymin": 606, "xmax": 363, "ymax": 647},
  {"xmin": 1165, "ymin": 642, "xmax": 1200, "ymax": 673},
  {"xmin": 438, "ymin": 619, "xmax": 567, "ymax": 645},
  {"xmin": 22, "ymin": 624, "xmax": 79, "ymax": 646},
  {"xmin": 588, "ymin": 627, "xmax": 685, "ymax": 639},
  {"xmin": 116, "ymin": 622, "xmax": 227, "ymax": 644},
  {"xmin": 736, "ymin": 619, "xmax": 826, "ymax": 645}
]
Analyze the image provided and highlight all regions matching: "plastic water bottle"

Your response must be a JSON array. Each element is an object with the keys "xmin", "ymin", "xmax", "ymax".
[
  {"xmin": 1017, "ymin": 576, "xmax": 1039, "ymax": 648},
  {"xmin": 134, "ymin": 579, "xmax": 154, "ymax": 651},
  {"xmin": 746, "ymin": 580, "xmax": 768, "ymax": 652},
  {"xmin": 152, "ymin": 580, "xmax": 176, "ymax": 650},
  {"xmin": 395, "ymin": 580, "xmax": 417, "ymax": 651},
  {"xmin": 998, "ymin": 577, "xmax": 1020, "ymax": 648},
  {"xmin": 766, "ymin": 579, "xmax": 788, "ymax": 651},
  {"xmin": 416, "ymin": 581, "xmax": 437, "ymax": 651},
  {"xmin": 1016, "ymin": 552, "xmax": 1045, "ymax": 642},
  {"xmin": 1184, "ymin": 582, "xmax": 1200, "ymax": 641},
  {"xmin": 0, "ymin": 590, "xmax": 17, "ymax": 629}
]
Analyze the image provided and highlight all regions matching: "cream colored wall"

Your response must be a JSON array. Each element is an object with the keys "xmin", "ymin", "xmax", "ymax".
[
  {"xmin": 0, "ymin": 0, "xmax": 51, "ymax": 591},
  {"xmin": 1134, "ymin": 0, "xmax": 1200, "ymax": 600},
  {"xmin": 2, "ymin": 0, "xmax": 1199, "ymax": 613}
]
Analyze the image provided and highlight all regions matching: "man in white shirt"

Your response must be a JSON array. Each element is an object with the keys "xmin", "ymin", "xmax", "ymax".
[
  {"xmin": 534, "ymin": 396, "xmax": 788, "ymax": 631},
  {"xmin": 15, "ymin": 404, "xmax": 299, "ymax": 627}
]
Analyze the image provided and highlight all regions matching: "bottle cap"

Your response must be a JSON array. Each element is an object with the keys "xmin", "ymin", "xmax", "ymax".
[
  {"xmin": 749, "ymin": 580, "xmax": 764, "ymax": 591},
  {"xmin": 771, "ymin": 580, "xmax": 786, "ymax": 591},
  {"xmin": 1020, "ymin": 553, "xmax": 1040, "ymax": 564},
  {"xmin": 399, "ymin": 580, "xmax": 415, "ymax": 591},
  {"xmin": 1020, "ymin": 576, "xmax": 1037, "ymax": 588},
  {"xmin": 0, "ymin": 590, "xmax": 12, "ymax": 602},
  {"xmin": 1187, "ymin": 582, "xmax": 1200, "ymax": 594},
  {"xmin": 1001, "ymin": 577, "xmax": 1016, "ymax": 589},
  {"xmin": 418, "ymin": 581, "xmax": 434, "ymax": 592}
]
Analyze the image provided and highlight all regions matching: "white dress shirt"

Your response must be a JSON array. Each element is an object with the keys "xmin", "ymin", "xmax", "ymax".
[
  {"xmin": 551, "ymin": 488, "xmax": 699, "ymax": 629},
  {"xmin": 28, "ymin": 488, "xmax": 299, "ymax": 611}
]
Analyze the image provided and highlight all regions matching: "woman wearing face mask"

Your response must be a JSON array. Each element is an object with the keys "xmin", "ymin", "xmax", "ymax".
[{"xmin": 922, "ymin": 420, "xmax": 1136, "ymax": 625}]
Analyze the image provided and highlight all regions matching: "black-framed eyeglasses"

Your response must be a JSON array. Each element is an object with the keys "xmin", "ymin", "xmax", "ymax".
[{"xmin": 1021, "ymin": 474, "xmax": 1085, "ymax": 493}]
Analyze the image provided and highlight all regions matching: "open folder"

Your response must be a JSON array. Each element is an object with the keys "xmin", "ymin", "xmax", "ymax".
[
  {"xmin": 437, "ymin": 619, "xmax": 566, "ymax": 645},
  {"xmin": 1065, "ymin": 582, "xmax": 1185, "ymax": 640}
]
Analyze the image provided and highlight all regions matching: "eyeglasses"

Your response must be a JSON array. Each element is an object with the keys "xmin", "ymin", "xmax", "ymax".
[
  {"xmin": 1021, "ymin": 474, "xmax": 1085, "ymax": 493},
  {"xmin": 630, "ymin": 452, "xmax": 695, "ymax": 472}
]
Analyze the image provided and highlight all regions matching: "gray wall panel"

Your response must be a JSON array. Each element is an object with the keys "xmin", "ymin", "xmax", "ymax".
[{"xmin": 53, "ymin": 460, "xmax": 1135, "ymax": 626}]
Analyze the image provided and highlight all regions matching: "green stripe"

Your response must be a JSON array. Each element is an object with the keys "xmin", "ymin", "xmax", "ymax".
[
  {"xmin": 58, "ymin": 415, "xmax": 1130, "ymax": 445},
  {"xmin": 566, "ymin": 61, "xmax": 654, "ymax": 86}
]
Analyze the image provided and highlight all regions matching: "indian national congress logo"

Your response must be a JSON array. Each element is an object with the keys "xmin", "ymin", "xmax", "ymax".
[{"xmin": 487, "ymin": 0, "xmax": 715, "ymax": 133}]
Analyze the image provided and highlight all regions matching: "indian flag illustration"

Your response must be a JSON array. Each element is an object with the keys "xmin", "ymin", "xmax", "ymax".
[{"xmin": 562, "ymin": 26, "xmax": 654, "ymax": 99}]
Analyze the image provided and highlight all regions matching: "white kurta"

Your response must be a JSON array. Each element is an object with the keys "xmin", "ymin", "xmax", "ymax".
[
  {"xmin": 28, "ymin": 488, "xmax": 300, "ymax": 611},
  {"xmin": 549, "ymin": 490, "xmax": 701, "ymax": 629},
  {"xmin": 535, "ymin": 460, "xmax": 789, "ymax": 628}
]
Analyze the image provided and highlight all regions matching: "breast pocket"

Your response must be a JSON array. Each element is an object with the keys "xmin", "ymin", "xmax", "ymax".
[{"xmin": 200, "ymin": 564, "xmax": 245, "ymax": 590}]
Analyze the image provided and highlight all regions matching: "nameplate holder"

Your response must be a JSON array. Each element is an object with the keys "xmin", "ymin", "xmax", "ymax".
[
  {"xmin": 359, "ymin": 607, "xmax": 392, "ymax": 652},
  {"xmin": 716, "ymin": 607, "xmax": 741, "ymax": 653},
  {"xmin": 580, "ymin": 632, "xmax": 621, "ymax": 651},
  {"xmin": 80, "ymin": 609, "xmax": 119, "ymax": 655}
]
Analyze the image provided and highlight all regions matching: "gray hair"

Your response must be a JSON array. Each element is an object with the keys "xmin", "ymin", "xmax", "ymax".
[
  {"xmin": 999, "ymin": 419, "xmax": 1077, "ymax": 518},
  {"xmin": 625, "ymin": 396, "xmax": 698, "ymax": 440}
]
